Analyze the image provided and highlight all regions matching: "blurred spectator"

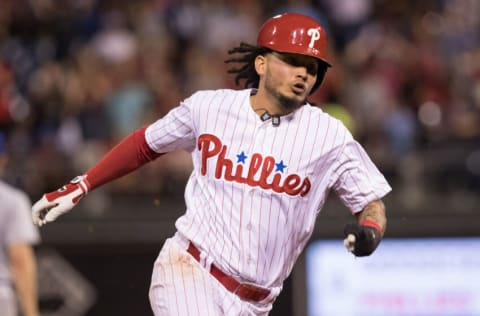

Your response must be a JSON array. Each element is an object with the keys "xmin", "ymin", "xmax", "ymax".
[
  {"xmin": 317, "ymin": 0, "xmax": 373, "ymax": 51},
  {"xmin": 0, "ymin": 61, "xmax": 30, "ymax": 130}
]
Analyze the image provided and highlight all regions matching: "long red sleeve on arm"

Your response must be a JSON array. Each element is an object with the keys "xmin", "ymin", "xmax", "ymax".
[{"xmin": 84, "ymin": 126, "xmax": 163, "ymax": 190}]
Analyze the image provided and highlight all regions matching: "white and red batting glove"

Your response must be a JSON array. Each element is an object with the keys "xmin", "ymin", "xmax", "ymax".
[{"xmin": 32, "ymin": 175, "xmax": 90, "ymax": 226}]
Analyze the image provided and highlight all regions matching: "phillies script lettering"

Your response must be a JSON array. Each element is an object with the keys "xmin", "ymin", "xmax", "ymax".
[{"xmin": 198, "ymin": 134, "xmax": 311, "ymax": 197}]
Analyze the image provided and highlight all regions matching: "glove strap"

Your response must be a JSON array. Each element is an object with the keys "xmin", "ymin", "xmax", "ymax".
[
  {"xmin": 360, "ymin": 219, "xmax": 383, "ymax": 235},
  {"xmin": 71, "ymin": 175, "xmax": 91, "ymax": 194}
]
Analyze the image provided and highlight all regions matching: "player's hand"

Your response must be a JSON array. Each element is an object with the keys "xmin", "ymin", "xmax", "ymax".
[
  {"xmin": 343, "ymin": 221, "xmax": 382, "ymax": 257},
  {"xmin": 32, "ymin": 175, "xmax": 90, "ymax": 226}
]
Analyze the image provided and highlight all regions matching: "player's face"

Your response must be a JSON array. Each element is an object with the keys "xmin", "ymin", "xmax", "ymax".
[{"xmin": 261, "ymin": 52, "xmax": 319, "ymax": 110}]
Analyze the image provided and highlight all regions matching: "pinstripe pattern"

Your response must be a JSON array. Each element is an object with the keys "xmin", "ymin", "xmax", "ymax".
[
  {"xmin": 145, "ymin": 88, "xmax": 391, "ymax": 302},
  {"xmin": 149, "ymin": 234, "xmax": 272, "ymax": 315}
]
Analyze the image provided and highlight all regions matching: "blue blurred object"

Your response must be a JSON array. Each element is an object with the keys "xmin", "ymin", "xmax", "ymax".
[{"xmin": 0, "ymin": 132, "xmax": 6, "ymax": 154}]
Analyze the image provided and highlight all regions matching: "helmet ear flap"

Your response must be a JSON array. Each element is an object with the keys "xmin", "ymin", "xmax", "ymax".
[{"xmin": 310, "ymin": 62, "xmax": 329, "ymax": 94}]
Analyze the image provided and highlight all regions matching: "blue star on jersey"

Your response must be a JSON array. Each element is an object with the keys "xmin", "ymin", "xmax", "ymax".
[
  {"xmin": 275, "ymin": 160, "xmax": 287, "ymax": 173},
  {"xmin": 237, "ymin": 151, "xmax": 247, "ymax": 163}
]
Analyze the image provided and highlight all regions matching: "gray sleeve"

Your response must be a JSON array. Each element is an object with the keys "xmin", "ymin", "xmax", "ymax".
[{"xmin": 5, "ymin": 192, "xmax": 40, "ymax": 246}]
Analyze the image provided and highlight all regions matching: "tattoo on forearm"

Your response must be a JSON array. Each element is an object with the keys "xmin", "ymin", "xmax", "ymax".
[{"xmin": 359, "ymin": 200, "xmax": 387, "ymax": 233}]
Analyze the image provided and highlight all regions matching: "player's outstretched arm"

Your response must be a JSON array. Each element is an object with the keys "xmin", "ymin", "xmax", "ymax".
[
  {"xmin": 32, "ymin": 126, "xmax": 162, "ymax": 226},
  {"xmin": 343, "ymin": 200, "xmax": 387, "ymax": 256}
]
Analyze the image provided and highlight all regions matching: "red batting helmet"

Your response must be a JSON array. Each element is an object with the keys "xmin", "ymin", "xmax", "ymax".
[{"xmin": 257, "ymin": 13, "xmax": 331, "ymax": 67}]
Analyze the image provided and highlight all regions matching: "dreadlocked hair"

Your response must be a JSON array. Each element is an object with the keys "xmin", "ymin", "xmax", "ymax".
[{"xmin": 225, "ymin": 42, "xmax": 271, "ymax": 89}]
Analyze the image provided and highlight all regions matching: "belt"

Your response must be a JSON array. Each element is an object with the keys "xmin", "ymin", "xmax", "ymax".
[{"xmin": 186, "ymin": 242, "xmax": 271, "ymax": 303}]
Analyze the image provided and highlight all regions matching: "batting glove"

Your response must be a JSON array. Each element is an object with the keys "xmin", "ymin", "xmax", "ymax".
[
  {"xmin": 343, "ymin": 220, "xmax": 383, "ymax": 257},
  {"xmin": 32, "ymin": 175, "xmax": 90, "ymax": 226}
]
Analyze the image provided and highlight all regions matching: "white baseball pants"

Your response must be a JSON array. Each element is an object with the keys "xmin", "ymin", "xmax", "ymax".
[{"xmin": 148, "ymin": 233, "xmax": 276, "ymax": 316}]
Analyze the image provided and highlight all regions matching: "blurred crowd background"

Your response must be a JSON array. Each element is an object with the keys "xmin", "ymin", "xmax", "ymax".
[
  {"xmin": 1, "ymin": 0, "xmax": 480, "ymax": 315},
  {"xmin": 1, "ymin": 0, "xmax": 479, "ymax": 212}
]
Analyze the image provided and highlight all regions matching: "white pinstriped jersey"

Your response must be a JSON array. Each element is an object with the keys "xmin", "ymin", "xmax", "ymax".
[{"xmin": 145, "ymin": 88, "xmax": 391, "ymax": 291}]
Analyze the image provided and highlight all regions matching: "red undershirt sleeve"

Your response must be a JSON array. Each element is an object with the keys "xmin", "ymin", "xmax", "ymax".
[{"xmin": 84, "ymin": 126, "xmax": 163, "ymax": 190}]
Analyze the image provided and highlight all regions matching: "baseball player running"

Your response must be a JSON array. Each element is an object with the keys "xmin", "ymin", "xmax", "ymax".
[{"xmin": 32, "ymin": 13, "xmax": 391, "ymax": 316}]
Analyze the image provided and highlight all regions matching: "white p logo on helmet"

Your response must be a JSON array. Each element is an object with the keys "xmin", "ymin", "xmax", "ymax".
[{"xmin": 307, "ymin": 28, "xmax": 321, "ymax": 48}]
